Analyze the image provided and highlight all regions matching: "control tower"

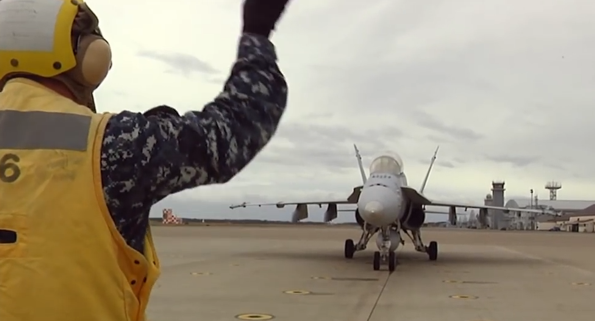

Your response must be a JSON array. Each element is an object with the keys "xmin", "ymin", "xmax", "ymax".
[
  {"xmin": 491, "ymin": 181, "xmax": 506, "ymax": 230},
  {"xmin": 545, "ymin": 181, "xmax": 561, "ymax": 200},
  {"xmin": 484, "ymin": 194, "xmax": 493, "ymax": 206},
  {"xmin": 479, "ymin": 194, "xmax": 492, "ymax": 229}
]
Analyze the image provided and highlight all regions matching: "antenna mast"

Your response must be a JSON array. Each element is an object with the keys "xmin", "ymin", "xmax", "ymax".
[{"xmin": 545, "ymin": 181, "xmax": 562, "ymax": 200}]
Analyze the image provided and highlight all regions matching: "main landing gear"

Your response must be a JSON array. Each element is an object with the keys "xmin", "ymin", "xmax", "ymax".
[
  {"xmin": 345, "ymin": 227, "xmax": 435, "ymax": 271},
  {"xmin": 344, "ymin": 226, "xmax": 376, "ymax": 260},
  {"xmin": 345, "ymin": 236, "xmax": 396, "ymax": 272},
  {"xmin": 405, "ymin": 229, "xmax": 439, "ymax": 261},
  {"xmin": 344, "ymin": 239, "xmax": 355, "ymax": 259},
  {"xmin": 345, "ymin": 226, "xmax": 398, "ymax": 272},
  {"xmin": 426, "ymin": 241, "xmax": 438, "ymax": 261}
]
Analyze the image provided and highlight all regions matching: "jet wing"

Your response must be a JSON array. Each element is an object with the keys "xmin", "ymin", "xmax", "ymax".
[
  {"xmin": 429, "ymin": 201, "xmax": 556, "ymax": 214},
  {"xmin": 229, "ymin": 199, "xmax": 354, "ymax": 209},
  {"xmin": 401, "ymin": 186, "xmax": 556, "ymax": 214},
  {"xmin": 229, "ymin": 186, "xmax": 363, "ymax": 223}
]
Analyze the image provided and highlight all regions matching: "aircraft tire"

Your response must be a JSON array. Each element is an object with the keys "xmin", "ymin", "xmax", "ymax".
[
  {"xmin": 427, "ymin": 241, "xmax": 438, "ymax": 261},
  {"xmin": 344, "ymin": 239, "xmax": 355, "ymax": 259},
  {"xmin": 388, "ymin": 251, "xmax": 396, "ymax": 272},
  {"xmin": 373, "ymin": 251, "xmax": 381, "ymax": 271}
]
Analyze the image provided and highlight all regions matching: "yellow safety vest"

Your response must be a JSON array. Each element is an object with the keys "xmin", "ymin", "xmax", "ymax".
[{"xmin": 0, "ymin": 78, "xmax": 161, "ymax": 321}]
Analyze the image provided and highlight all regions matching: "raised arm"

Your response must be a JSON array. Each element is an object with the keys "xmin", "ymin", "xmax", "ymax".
[{"xmin": 100, "ymin": 34, "xmax": 287, "ymax": 240}]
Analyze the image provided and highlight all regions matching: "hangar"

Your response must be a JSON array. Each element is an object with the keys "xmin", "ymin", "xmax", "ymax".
[
  {"xmin": 504, "ymin": 199, "xmax": 595, "ymax": 232},
  {"xmin": 535, "ymin": 205, "xmax": 595, "ymax": 232},
  {"xmin": 504, "ymin": 199, "xmax": 595, "ymax": 214}
]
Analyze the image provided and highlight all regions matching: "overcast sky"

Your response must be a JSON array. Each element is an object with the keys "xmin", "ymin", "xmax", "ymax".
[{"xmin": 90, "ymin": 0, "xmax": 595, "ymax": 221}]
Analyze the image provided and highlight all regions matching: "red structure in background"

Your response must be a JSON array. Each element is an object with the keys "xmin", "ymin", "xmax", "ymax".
[{"xmin": 161, "ymin": 208, "xmax": 183, "ymax": 225}]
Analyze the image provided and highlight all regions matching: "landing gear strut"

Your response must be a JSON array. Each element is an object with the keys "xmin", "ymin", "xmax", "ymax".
[
  {"xmin": 406, "ymin": 229, "xmax": 439, "ymax": 261},
  {"xmin": 344, "ymin": 226, "xmax": 375, "ymax": 259},
  {"xmin": 372, "ymin": 227, "xmax": 397, "ymax": 272}
]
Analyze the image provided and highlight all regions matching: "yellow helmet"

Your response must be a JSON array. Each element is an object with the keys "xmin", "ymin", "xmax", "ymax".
[
  {"xmin": 0, "ymin": 0, "xmax": 85, "ymax": 79},
  {"xmin": 0, "ymin": 0, "xmax": 112, "ymax": 110}
]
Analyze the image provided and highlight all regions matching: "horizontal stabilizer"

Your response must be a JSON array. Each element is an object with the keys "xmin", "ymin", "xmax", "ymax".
[{"xmin": 401, "ymin": 186, "xmax": 432, "ymax": 205}]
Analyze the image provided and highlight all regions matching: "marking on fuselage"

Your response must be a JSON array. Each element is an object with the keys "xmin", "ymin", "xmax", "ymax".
[
  {"xmin": 332, "ymin": 277, "xmax": 380, "ymax": 281},
  {"xmin": 443, "ymin": 280, "xmax": 497, "ymax": 284},
  {"xmin": 190, "ymin": 272, "xmax": 212, "ymax": 276},
  {"xmin": 311, "ymin": 276, "xmax": 380, "ymax": 281},
  {"xmin": 283, "ymin": 290, "xmax": 311, "ymax": 295},
  {"xmin": 235, "ymin": 313, "xmax": 274, "ymax": 320},
  {"xmin": 440, "ymin": 270, "xmax": 470, "ymax": 274},
  {"xmin": 449, "ymin": 295, "xmax": 478, "ymax": 299}
]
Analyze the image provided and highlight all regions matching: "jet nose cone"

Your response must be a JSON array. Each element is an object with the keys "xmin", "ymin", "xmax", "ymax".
[{"xmin": 364, "ymin": 201, "xmax": 384, "ymax": 217}]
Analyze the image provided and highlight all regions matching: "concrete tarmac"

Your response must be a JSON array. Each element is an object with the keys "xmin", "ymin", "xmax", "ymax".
[{"xmin": 147, "ymin": 225, "xmax": 595, "ymax": 321}]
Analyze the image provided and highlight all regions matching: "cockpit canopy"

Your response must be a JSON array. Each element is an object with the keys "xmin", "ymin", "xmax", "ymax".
[{"xmin": 369, "ymin": 153, "xmax": 404, "ymax": 175}]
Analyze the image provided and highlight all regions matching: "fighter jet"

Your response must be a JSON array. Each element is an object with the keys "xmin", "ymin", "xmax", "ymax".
[{"xmin": 230, "ymin": 145, "xmax": 554, "ymax": 272}]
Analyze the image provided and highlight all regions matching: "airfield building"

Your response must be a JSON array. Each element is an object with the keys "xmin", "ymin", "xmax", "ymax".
[
  {"xmin": 505, "ymin": 199, "xmax": 595, "ymax": 215},
  {"xmin": 534, "ymin": 205, "xmax": 595, "ymax": 232},
  {"xmin": 504, "ymin": 199, "xmax": 595, "ymax": 232},
  {"xmin": 490, "ymin": 181, "xmax": 506, "ymax": 230},
  {"xmin": 476, "ymin": 179, "xmax": 595, "ymax": 232}
]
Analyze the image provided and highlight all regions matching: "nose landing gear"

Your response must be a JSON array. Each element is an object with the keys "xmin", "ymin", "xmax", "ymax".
[
  {"xmin": 372, "ymin": 227, "xmax": 397, "ymax": 271},
  {"xmin": 373, "ymin": 250, "xmax": 396, "ymax": 271}
]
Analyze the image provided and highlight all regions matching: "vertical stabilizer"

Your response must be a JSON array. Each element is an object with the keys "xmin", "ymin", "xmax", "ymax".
[
  {"xmin": 354, "ymin": 144, "xmax": 367, "ymax": 184},
  {"xmin": 420, "ymin": 146, "xmax": 439, "ymax": 194}
]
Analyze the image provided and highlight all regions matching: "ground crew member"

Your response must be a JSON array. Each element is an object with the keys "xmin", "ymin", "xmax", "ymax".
[{"xmin": 0, "ymin": 0, "xmax": 290, "ymax": 320}]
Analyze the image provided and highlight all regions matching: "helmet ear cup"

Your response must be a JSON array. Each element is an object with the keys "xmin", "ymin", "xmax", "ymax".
[{"xmin": 75, "ymin": 35, "xmax": 112, "ymax": 86}]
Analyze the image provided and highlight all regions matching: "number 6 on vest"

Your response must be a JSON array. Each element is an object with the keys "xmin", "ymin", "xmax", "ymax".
[{"xmin": 0, "ymin": 153, "xmax": 20, "ymax": 183}]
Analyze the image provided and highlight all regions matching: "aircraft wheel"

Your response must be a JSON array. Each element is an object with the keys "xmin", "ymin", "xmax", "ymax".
[
  {"xmin": 388, "ymin": 251, "xmax": 396, "ymax": 272},
  {"xmin": 344, "ymin": 239, "xmax": 355, "ymax": 259},
  {"xmin": 427, "ymin": 241, "xmax": 438, "ymax": 261},
  {"xmin": 372, "ymin": 251, "xmax": 381, "ymax": 271}
]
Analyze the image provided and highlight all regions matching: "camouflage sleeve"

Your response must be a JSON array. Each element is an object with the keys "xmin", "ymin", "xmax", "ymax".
[{"xmin": 100, "ymin": 34, "xmax": 288, "ymax": 250}]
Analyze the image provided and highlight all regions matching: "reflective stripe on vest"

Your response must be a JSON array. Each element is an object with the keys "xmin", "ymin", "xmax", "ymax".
[{"xmin": 0, "ymin": 110, "xmax": 90, "ymax": 150}]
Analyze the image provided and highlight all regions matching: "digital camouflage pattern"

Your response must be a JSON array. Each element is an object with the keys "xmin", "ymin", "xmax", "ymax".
[{"xmin": 100, "ymin": 34, "xmax": 288, "ymax": 252}]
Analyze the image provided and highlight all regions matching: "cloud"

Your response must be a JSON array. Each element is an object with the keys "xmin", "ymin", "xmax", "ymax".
[
  {"xmin": 483, "ymin": 155, "xmax": 541, "ymax": 168},
  {"xmin": 137, "ymin": 50, "xmax": 219, "ymax": 77},
  {"xmin": 84, "ymin": 0, "xmax": 595, "ymax": 221},
  {"xmin": 412, "ymin": 110, "xmax": 484, "ymax": 141},
  {"xmin": 437, "ymin": 160, "xmax": 455, "ymax": 169}
]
